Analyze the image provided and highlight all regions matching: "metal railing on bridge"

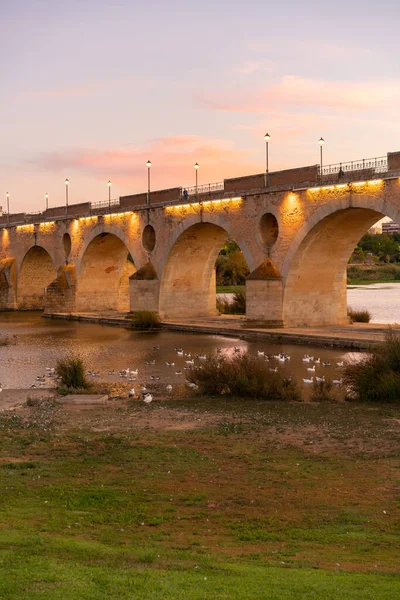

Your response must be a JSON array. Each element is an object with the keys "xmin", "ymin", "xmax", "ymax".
[
  {"xmin": 90, "ymin": 198, "xmax": 120, "ymax": 212},
  {"xmin": 320, "ymin": 155, "xmax": 388, "ymax": 184},
  {"xmin": 182, "ymin": 181, "xmax": 224, "ymax": 198}
]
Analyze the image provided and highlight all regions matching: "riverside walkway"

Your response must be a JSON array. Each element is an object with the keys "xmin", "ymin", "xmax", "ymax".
[{"xmin": 43, "ymin": 312, "xmax": 398, "ymax": 349}]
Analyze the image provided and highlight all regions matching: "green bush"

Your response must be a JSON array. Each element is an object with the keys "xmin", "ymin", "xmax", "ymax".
[
  {"xmin": 129, "ymin": 311, "xmax": 162, "ymax": 330},
  {"xmin": 216, "ymin": 291, "xmax": 246, "ymax": 315},
  {"xmin": 342, "ymin": 330, "xmax": 400, "ymax": 403},
  {"xmin": 347, "ymin": 264, "xmax": 399, "ymax": 281},
  {"xmin": 187, "ymin": 352, "xmax": 301, "ymax": 401},
  {"xmin": 216, "ymin": 245, "xmax": 249, "ymax": 286},
  {"xmin": 56, "ymin": 354, "xmax": 90, "ymax": 390},
  {"xmin": 347, "ymin": 307, "xmax": 372, "ymax": 323}
]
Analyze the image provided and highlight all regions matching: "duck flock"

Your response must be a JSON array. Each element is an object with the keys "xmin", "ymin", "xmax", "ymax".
[
  {"xmin": 256, "ymin": 350, "xmax": 343, "ymax": 385},
  {"xmin": 24, "ymin": 343, "xmax": 346, "ymax": 403}
]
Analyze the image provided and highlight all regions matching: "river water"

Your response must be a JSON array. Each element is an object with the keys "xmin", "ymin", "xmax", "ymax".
[
  {"xmin": 219, "ymin": 283, "xmax": 400, "ymax": 325},
  {"xmin": 0, "ymin": 313, "xmax": 350, "ymax": 391},
  {"xmin": 347, "ymin": 283, "xmax": 400, "ymax": 324},
  {"xmin": 1, "ymin": 284, "xmax": 398, "ymax": 391}
]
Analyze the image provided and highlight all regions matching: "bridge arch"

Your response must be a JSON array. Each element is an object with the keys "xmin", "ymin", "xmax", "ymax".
[
  {"xmin": 159, "ymin": 213, "xmax": 254, "ymax": 275},
  {"xmin": 159, "ymin": 219, "xmax": 251, "ymax": 319},
  {"xmin": 18, "ymin": 246, "xmax": 58, "ymax": 309},
  {"xmin": 74, "ymin": 223, "xmax": 140, "ymax": 272},
  {"xmin": 282, "ymin": 194, "xmax": 399, "ymax": 327},
  {"xmin": 75, "ymin": 231, "xmax": 136, "ymax": 312}
]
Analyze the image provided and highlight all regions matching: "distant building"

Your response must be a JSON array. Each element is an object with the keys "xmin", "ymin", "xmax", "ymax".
[
  {"xmin": 382, "ymin": 221, "xmax": 400, "ymax": 235},
  {"xmin": 368, "ymin": 226, "xmax": 381, "ymax": 234}
]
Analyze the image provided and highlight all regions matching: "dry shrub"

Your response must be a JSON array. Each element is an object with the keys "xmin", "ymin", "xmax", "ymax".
[
  {"xmin": 347, "ymin": 307, "xmax": 372, "ymax": 323},
  {"xmin": 187, "ymin": 352, "xmax": 300, "ymax": 401},
  {"xmin": 342, "ymin": 330, "xmax": 400, "ymax": 403},
  {"xmin": 216, "ymin": 291, "xmax": 246, "ymax": 315},
  {"xmin": 56, "ymin": 354, "xmax": 90, "ymax": 390},
  {"xmin": 130, "ymin": 311, "xmax": 161, "ymax": 330},
  {"xmin": 311, "ymin": 380, "xmax": 334, "ymax": 402}
]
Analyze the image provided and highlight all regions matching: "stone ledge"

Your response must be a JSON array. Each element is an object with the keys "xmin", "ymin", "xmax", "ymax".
[
  {"xmin": 58, "ymin": 395, "xmax": 108, "ymax": 405},
  {"xmin": 242, "ymin": 319, "xmax": 284, "ymax": 329}
]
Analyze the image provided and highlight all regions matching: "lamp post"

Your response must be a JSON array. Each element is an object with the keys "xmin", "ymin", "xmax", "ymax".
[
  {"xmin": 194, "ymin": 162, "xmax": 199, "ymax": 198},
  {"xmin": 108, "ymin": 180, "xmax": 112, "ymax": 211},
  {"xmin": 65, "ymin": 178, "xmax": 69, "ymax": 214},
  {"xmin": 318, "ymin": 137, "xmax": 325, "ymax": 180},
  {"xmin": 264, "ymin": 133, "xmax": 271, "ymax": 188},
  {"xmin": 146, "ymin": 160, "xmax": 151, "ymax": 206},
  {"xmin": 45, "ymin": 193, "xmax": 49, "ymax": 211},
  {"xmin": 6, "ymin": 192, "xmax": 9, "ymax": 223}
]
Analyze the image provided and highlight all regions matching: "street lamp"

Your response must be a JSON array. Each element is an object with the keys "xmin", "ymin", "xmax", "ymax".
[
  {"xmin": 6, "ymin": 192, "xmax": 9, "ymax": 223},
  {"xmin": 45, "ymin": 193, "xmax": 49, "ymax": 211},
  {"xmin": 318, "ymin": 137, "xmax": 325, "ymax": 180},
  {"xmin": 146, "ymin": 160, "xmax": 151, "ymax": 206},
  {"xmin": 108, "ymin": 180, "xmax": 112, "ymax": 211},
  {"xmin": 264, "ymin": 133, "xmax": 271, "ymax": 188},
  {"xmin": 194, "ymin": 162, "xmax": 199, "ymax": 197},
  {"xmin": 65, "ymin": 178, "xmax": 69, "ymax": 214}
]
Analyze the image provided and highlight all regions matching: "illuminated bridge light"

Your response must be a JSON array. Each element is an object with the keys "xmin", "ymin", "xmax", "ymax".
[
  {"xmin": 104, "ymin": 211, "xmax": 133, "ymax": 218},
  {"xmin": 39, "ymin": 221, "xmax": 55, "ymax": 230},
  {"xmin": 16, "ymin": 224, "xmax": 35, "ymax": 231},
  {"xmin": 164, "ymin": 197, "xmax": 242, "ymax": 213}
]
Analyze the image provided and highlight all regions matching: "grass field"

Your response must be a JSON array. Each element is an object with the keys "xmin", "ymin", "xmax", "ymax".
[
  {"xmin": 0, "ymin": 396, "xmax": 399, "ymax": 599},
  {"xmin": 218, "ymin": 282, "xmax": 400, "ymax": 291},
  {"xmin": 216, "ymin": 285, "xmax": 245, "ymax": 294},
  {"xmin": 347, "ymin": 279, "xmax": 400, "ymax": 286}
]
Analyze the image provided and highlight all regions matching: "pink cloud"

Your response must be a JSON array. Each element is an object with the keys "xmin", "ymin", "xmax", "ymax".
[
  {"xmin": 29, "ymin": 136, "xmax": 257, "ymax": 189},
  {"xmin": 198, "ymin": 76, "xmax": 400, "ymax": 113},
  {"xmin": 234, "ymin": 59, "xmax": 276, "ymax": 75},
  {"xmin": 24, "ymin": 76, "xmax": 149, "ymax": 101}
]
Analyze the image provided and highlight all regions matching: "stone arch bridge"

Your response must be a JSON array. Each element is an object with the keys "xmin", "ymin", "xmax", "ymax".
[{"xmin": 1, "ymin": 151, "xmax": 400, "ymax": 327}]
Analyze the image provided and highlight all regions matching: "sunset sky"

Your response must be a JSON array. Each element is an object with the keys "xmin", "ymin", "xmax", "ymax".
[{"xmin": 2, "ymin": 0, "xmax": 400, "ymax": 213}]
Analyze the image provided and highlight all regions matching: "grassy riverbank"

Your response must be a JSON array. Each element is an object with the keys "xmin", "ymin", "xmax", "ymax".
[
  {"xmin": 0, "ymin": 396, "xmax": 399, "ymax": 598},
  {"xmin": 216, "ymin": 285, "xmax": 245, "ymax": 294},
  {"xmin": 218, "ymin": 279, "xmax": 400, "ymax": 292},
  {"xmin": 348, "ymin": 279, "xmax": 400, "ymax": 286}
]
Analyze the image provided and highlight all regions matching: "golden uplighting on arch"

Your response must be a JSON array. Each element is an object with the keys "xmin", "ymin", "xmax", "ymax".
[
  {"xmin": 16, "ymin": 224, "xmax": 34, "ymax": 232},
  {"xmin": 352, "ymin": 179, "xmax": 383, "ymax": 187},
  {"xmin": 39, "ymin": 221, "xmax": 55, "ymax": 232},
  {"xmin": 78, "ymin": 215, "xmax": 98, "ymax": 223},
  {"xmin": 164, "ymin": 196, "xmax": 242, "ymax": 214},
  {"xmin": 103, "ymin": 211, "xmax": 134, "ymax": 220},
  {"xmin": 1, "ymin": 228, "xmax": 10, "ymax": 249}
]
